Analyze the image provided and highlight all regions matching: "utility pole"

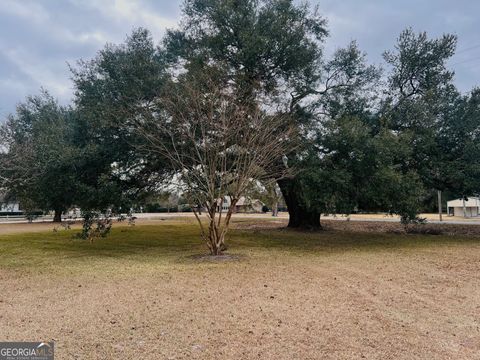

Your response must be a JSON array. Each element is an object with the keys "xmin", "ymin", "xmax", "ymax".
[{"xmin": 437, "ymin": 190, "xmax": 442, "ymax": 221}]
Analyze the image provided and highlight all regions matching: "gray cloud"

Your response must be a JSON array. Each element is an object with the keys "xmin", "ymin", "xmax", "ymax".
[
  {"xmin": 0, "ymin": 0, "xmax": 479, "ymax": 119},
  {"xmin": 317, "ymin": 0, "xmax": 480, "ymax": 92}
]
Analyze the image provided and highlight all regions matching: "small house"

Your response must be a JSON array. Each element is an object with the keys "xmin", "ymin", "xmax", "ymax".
[
  {"xmin": 218, "ymin": 196, "xmax": 264, "ymax": 213},
  {"xmin": 0, "ymin": 194, "xmax": 22, "ymax": 213},
  {"xmin": 447, "ymin": 197, "xmax": 480, "ymax": 217}
]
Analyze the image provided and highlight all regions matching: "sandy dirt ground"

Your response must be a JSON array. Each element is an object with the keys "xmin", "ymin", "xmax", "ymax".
[
  {"xmin": 1, "ymin": 215, "xmax": 479, "ymax": 237},
  {"xmin": 2, "ymin": 211, "xmax": 479, "ymax": 229},
  {"xmin": 131, "ymin": 212, "xmax": 480, "ymax": 223},
  {"xmin": 0, "ymin": 220, "xmax": 479, "ymax": 359}
]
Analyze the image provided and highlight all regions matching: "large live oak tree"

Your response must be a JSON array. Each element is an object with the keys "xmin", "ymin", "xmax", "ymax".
[
  {"xmin": 70, "ymin": 29, "xmax": 171, "ymax": 212},
  {"xmin": 0, "ymin": 92, "xmax": 77, "ymax": 222},
  {"xmin": 161, "ymin": 0, "xmax": 380, "ymax": 228},
  {"xmin": 162, "ymin": 0, "xmax": 439, "ymax": 228},
  {"xmin": 382, "ymin": 29, "xmax": 480, "ymax": 219}
]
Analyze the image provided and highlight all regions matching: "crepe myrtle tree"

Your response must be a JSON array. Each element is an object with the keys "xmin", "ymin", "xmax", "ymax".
[{"xmin": 136, "ymin": 76, "xmax": 296, "ymax": 255}]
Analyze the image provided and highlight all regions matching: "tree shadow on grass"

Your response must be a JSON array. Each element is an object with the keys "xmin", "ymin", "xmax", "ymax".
[
  {"xmin": 0, "ymin": 223, "xmax": 478, "ymax": 270},
  {"xmin": 231, "ymin": 226, "xmax": 480, "ymax": 254}
]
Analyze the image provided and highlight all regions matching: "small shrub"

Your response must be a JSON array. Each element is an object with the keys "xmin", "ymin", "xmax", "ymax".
[
  {"xmin": 78, "ymin": 211, "xmax": 113, "ymax": 242},
  {"xmin": 117, "ymin": 212, "xmax": 136, "ymax": 226}
]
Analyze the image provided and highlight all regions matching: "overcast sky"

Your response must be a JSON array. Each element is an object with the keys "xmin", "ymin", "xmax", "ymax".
[{"xmin": 1, "ymin": 0, "xmax": 479, "ymax": 119}]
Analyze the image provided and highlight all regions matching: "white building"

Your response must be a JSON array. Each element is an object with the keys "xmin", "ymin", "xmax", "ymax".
[
  {"xmin": 447, "ymin": 197, "xmax": 480, "ymax": 217},
  {"xmin": 0, "ymin": 194, "xmax": 21, "ymax": 213},
  {"xmin": 0, "ymin": 201, "xmax": 21, "ymax": 213},
  {"xmin": 218, "ymin": 196, "xmax": 264, "ymax": 213}
]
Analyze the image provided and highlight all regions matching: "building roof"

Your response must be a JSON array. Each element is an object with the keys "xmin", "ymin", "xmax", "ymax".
[
  {"xmin": 237, "ymin": 196, "xmax": 259, "ymax": 206},
  {"xmin": 219, "ymin": 196, "xmax": 263, "ymax": 206}
]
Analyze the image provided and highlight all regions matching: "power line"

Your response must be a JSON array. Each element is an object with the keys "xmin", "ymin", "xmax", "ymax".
[
  {"xmin": 451, "ymin": 55, "xmax": 480, "ymax": 66},
  {"xmin": 450, "ymin": 44, "xmax": 480, "ymax": 66},
  {"xmin": 455, "ymin": 43, "xmax": 480, "ymax": 55}
]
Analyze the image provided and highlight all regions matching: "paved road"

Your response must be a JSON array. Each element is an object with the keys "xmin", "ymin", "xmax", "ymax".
[
  {"xmin": 326, "ymin": 216, "xmax": 480, "ymax": 226},
  {"xmin": 1, "ymin": 212, "xmax": 480, "ymax": 225},
  {"xmin": 132, "ymin": 212, "xmax": 480, "ymax": 226}
]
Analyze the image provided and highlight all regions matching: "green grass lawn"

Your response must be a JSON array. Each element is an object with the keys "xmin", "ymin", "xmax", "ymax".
[{"xmin": 0, "ymin": 219, "xmax": 476, "ymax": 272}]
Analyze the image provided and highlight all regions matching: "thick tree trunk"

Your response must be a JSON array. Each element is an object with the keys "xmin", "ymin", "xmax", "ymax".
[
  {"xmin": 53, "ymin": 209, "xmax": 62, "ymax": 223},
  {"xmin": 287, "ymin": 205, "xmax": 321, "ymax": 228},
  {"xmin": 278, "ymin": 178, "xmax": 322, "ymax": 229}
]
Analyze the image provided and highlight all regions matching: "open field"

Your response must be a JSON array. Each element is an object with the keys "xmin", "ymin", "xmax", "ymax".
[{"xmin": 0, "ymin": 218, "xmax": 479, "ymax": 359}]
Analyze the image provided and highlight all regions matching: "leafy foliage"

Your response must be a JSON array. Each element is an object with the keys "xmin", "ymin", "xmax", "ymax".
[
  {"xmin": 0, "ymin": 92, "xmax": 78, "ymax": 221},
  {"xmin": 1, "ymin": 2, "xmax": 479, "ymax": 237},
  {"xmin": 71, "ymin": 28, "xmax": 170, "ymax": 212}
]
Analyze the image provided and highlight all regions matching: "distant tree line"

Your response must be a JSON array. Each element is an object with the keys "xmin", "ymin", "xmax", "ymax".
[{"xmin": 1, "ymin": 0, "xmax": 479, "ymax": 253}]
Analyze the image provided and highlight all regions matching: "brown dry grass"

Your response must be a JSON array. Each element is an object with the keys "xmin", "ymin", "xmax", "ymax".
[{"xmin": 0, "ymin": 218, "xmax": 479, "ymax": 359}]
